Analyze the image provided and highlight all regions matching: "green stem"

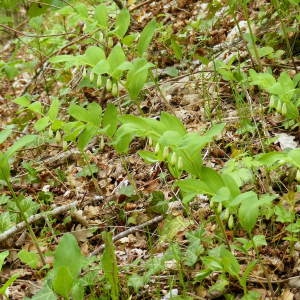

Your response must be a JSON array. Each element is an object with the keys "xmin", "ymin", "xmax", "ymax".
[
  {"xmin": 249, "ymin": 232, "xmax": 275, "ymax": 297},
  {"xmin": 214, "ymin": 208, "xmax": 232, "ymax": 251},
  {"xmin": 272, "ymin": 0, "xmax": 297, "ymax": 72},
  {"xmin": 6, "ymin": 181, "xmax": 46, "ymax": 266},
  {"xmin": 81, "ymin": 150, "xmax": 103, "ymax": 195}
]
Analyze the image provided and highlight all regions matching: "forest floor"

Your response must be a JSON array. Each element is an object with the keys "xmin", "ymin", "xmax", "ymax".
[{"xmin": 0, "ymin": 0, "xmax": 300, "ymax": 299}]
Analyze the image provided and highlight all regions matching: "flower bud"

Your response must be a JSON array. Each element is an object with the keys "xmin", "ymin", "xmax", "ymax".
[
  {"xmin": 217, "ymin": 202, "xmax": 222, "ymax": 214},
  {"xmin": 82, "ymin": 67, "xmax": 87, "ymax": 77},
  {"xmin": 55, "ymin": 131, "xmax": 61, "ymax": 143},
  {"xmin": 97, "ymin": 75, "xmax": 102, "ymax": 87},
  {"xmin": 98, "ymin": 31, "xmax": 104, "ymax": 43},
  {"xmin": 89, "ymin": 71, "xmax": 94, "ymax": 82},
  {"xmin": 99, "ymin": 136, "xmax": 105, "ymax": 150},
  {"xmin": 107, "ymin": 37, "xmax": 113, "ymax": 48},
  {"xmin": 223, "ymin": 208, "xmax": 230, "ymax": 221},
  {"xmin": 296, "ymin": 169, "xmax": 300, "ymax": 182},
  {"xmin": 62, "ymin": 140, "xmax": 68, "ymax": 150},
  {"xmin": 228, "ymin": 215, "xmax": 234, "ymax": 229},
  {"xmin": 281, "ymin": 103, "xmax": 287, "ymax": 115},
  {"xmin": 148, "ymin": 137, "xmax": 153, "ymax": 146},
  {"xmin": 112, "ymin": 82, "xmax": 118, "ymax": 96},
  {"xmin": 154, "ymin": 143, "xmax": 160, "ymax": 153},
  {"xmin": 170, "ymin": 152, "xmax": 177, "ymax": 166},
  {"xmin": 48, "ymin": 127, "xmax": 53, "ymax": 138},
  {"xmin": 162, "ymin": 146, "xmax": 169, "ymax": 160},
  {"xmin": 276, "ymin": 101, "xmax": 282, "ymax": 113},
  {"xmin": 177, "ymin": 156, "xmax": 183, "ymax": 170},
  {"xmin": 269, "ymin": 96, "xmax": 275, "ymax": 108},
  {"xmin": 106, "ymin": 78, "xmax": 112, "ymax": 91}
]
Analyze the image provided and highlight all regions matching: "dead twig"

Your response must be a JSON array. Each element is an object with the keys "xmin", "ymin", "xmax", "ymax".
[
  {"xmin": 129, "ymin": 0, "xmax": 152, "ymax": 11},
  {"xmin": 0, "ymin": 201, "xmax": 78, "ymax": 242},
  {"xmin": 90, "ymin": 215, "xmax": 164, "ymax": 256}
]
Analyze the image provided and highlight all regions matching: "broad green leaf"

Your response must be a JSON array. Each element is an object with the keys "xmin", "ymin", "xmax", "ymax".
[
  {"xmin": 198, "ymin": 167, "xmax": 225, "ymax": 194},
  {"xmin": 138, "ymin": 150, "xmax": 159, "ymax": 163},
  {"xmin": 275, "ymin": 205, "xmax": 295, "ymax": 223},
  {"xmin": 184, "ymin": 231, "xmax": 204, "ymax": 267},
  {"xmin": 221, "ymin": 173, "xmax": 240, "ymax": 197},
  {"xmin": 176, "ymin": 179, "xmax": 214, "ymax": 196},
  {"xmin": 18, "ymin": 249, "xmax": 40, "ymax": 269},
  {"xmin": 107, "ymin": 44, "xmax": 126, "ymax": 78},
  {"xmin": 95, "ymin": 4, "xmax": 108, "ymax": 28},
  {"xmin": 102, "ymin": 231, "xmax": 119, "ymax": 300},
  {"xmin": 71, "ymin": 282, "xmax": 85, "ymax": 300},
  {"xmin": 126, "ymin": 58, "xmax": 153, "ymax": 99},
  {"xmin": 238, "ymin": 192, "xmax": 259, "ymax": 233},
  {"xmin": 83, "ymin": 46, "xmax": 106, "ymax": 67},
  {"xmin": 6, "ymin": 135, "xmax": 37, "ymax": 158},
  {"xmin": 91, "ymin": 59, "xmax": 110, "ymax": 75},
  {"xmin": 204, "ymin": 123, "xmax": 225, "ymax": 139},
  {"xmin": 8, "ymin": 195, "xmax": 39, "ymax": 219},
  {"xmin": 54, "ymin": 233, "xmax": 85, "ymax": 278},
  {"xmin": 52, "ymin": 266, "xmax": 74, "ymax": 298},
  {"xmin": 27, "ymin": 3, "xmax": 48, "ymax": 17},
  {"xmin": 220, "ymin": 247, "xmax": 240, "ymax": 277},
  {"xmin": 241, "ymin": 291, "xmax": 261, "ymax": 300},
  {"xmin": 30, "ymin": 283, "xmax": 57, "ymax": 300},
  {"xmin": 113, "ymin": 114, "xmax": 162, "ymax": 152},
  {"xmin": 0, "ymin": 213, "xmax": 12, "ymax": 232},
  {"xmin": 212, "ymin": 186, "xmax": 231, "ymax": 203},
  {"xmin": 249, "ymin": 69, "xmax": 276, "ymax": 90},
  {"xmin": 68, "ymin": 103, "xmax": 101, "ymax": 126},
  {"xmin": 0, "ymin": 153, "xmax": 11, "ymax": 183},
  {"xmin": 114, "ymin": 9, "xmax": 130, "ymax": 38},
  {"xmin": 257, "ymin": 151, "xmax": 287, "ymax": 167},
  {"xmin": 77, "ymin": 126, "xmax": 98, "ymax": 150},
  {"xmin": 74, "ymin": 3, "xmax": 88, "ymax": 18},
  {"xmin": 202, "ymin": 256, "xmax": 223, "ymax": 271},
  {"xmin": 0, "ymin": 251, "xmax": 9, "ymax": 271},
  {"xmin": 137, "ymin": 19, "xmax": 157, "ymax": 56},
  {"xmin": 159, "ymin": 216, "xmax": 192, "ymax": 243},
  {"xmin": 63, "ymin": 122, "xmax": 85, "ymax": 142},
  {"xmin": 252, "ymin": 235, "xmax": 267, "ymax": 247},
  {"xmin": 286, "ymin": 220, "xmax": 300, "ymax": 233},
  {"xmin": 49, "ymin": 55, "xmax": 77, "ymax": 64},
  {"xmin": 47, "ymin": 98, "xmax": 61, "ymax": 121},
  {"xmin": 102, "ymin": 103, "xmax": 118, "ymax": 137},
  {"xmin": 87, "ymin": 102, "xmax": 102, "ymax": 126},
  {"xmin": 28, "ymin": 101, "xmax": 42, "ymax": 114},
  {"xmin": 0, "ymin": 125, "xmax": 14, "ymax": 144},
  {"xmin": 288, "ymin": 149, "xmax": 300, "ymax": 168},
  {"xmin": 34, "ymin": 116, "xmax": 50, "ymax": 132},
  {"xmin": 158, "ymin": 130, "xmax": 184, "ymax": 146},
  {"xmin": 160, "ymin": 112, "xmax": 186, "ymax": 134},
  {"xmin": 13, "ymin": 95, "xmax": 31, "ymax": 107}
]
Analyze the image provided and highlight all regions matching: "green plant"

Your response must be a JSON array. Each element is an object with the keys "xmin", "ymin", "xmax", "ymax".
[
  {"xmin": 0, "ymin": 250, "xmax": 19, "ymax": 297},
  {"xmin": 113, "ymin": 112, "xmax": 225, "ymax": 178},
  {"xmin": 249, "ymin": 70, "xmax": 300, "ymax": 127},
  {"xmin": 49, "ymin": 6, "xmax": 156, "ymax": 103},
  {"xmin": 196, "ymin": 245, "xmax": 259, "ymax": 297}
]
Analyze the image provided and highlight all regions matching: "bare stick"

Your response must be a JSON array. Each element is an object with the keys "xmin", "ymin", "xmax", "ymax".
[
  {"xmin": 90, "ymin": 215, "xmax": 164, "ymax": 256},
  {"xmin": 129, "ymin": 0, "xmax": 152, "ymax": 11},
  {"xmin": 0, "ymin": 201, "xmax": 78, "ymax": 242}
]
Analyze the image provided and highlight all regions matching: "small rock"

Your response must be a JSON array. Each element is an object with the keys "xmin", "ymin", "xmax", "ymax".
[{"xmin": 288, "ymin": 277, "xmax": 300, "ymax": 288}]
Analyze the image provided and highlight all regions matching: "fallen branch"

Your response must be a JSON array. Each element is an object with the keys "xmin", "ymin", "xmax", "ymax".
[
  {"xmin": 0, "ymin": 201, "xmax": 78, "ymax": 242},
  {"xmin": 90, "ymin": 215, "xmax": 164, "ymax": 256}
]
